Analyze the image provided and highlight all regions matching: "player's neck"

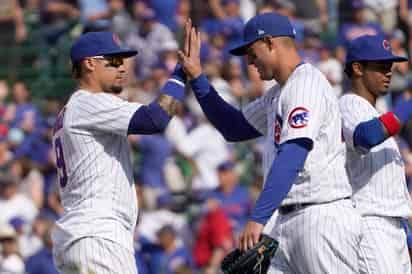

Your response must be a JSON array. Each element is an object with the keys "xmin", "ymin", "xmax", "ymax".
[
  {"xmin": 78, "ymin": 77, "xmax": 103, "ymax": 93},
  {"xmin": 352, "ymin": 80, "xmax": 377, "ymax": 106},
  {"xmin": 276, "ymin": 55, "xmax": 301, "ymax": 86}
]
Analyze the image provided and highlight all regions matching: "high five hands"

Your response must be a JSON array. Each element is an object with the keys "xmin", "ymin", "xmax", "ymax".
[{"xmin": 177, "ymin": 19, "xmax": 203, "ymax": 80}]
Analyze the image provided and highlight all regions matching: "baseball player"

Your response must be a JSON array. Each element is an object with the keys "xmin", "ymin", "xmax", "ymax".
[
  {"xmin": 51, "ymin": 31, "xmax": 186, "ymax": 274},
  {"xmin": 340, "ymin": 34, "xmax": 412, "ymax": 274},
  {"xmin": 179, "ymin": 14, "xmax": 361, "ymax": 273}
]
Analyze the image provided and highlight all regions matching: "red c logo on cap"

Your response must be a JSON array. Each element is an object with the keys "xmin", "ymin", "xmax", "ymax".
[{"xmin": 382, "ymin": 39, "xmax": 391, "ymax": 51}]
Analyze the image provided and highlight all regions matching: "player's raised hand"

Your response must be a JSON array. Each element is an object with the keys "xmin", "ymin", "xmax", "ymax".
[{"xmin": 178, "ymin": 19, "xmax": 202, "ymax": 80}]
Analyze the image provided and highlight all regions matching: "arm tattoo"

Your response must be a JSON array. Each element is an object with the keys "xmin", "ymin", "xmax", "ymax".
[{"xmin": 156, "ymin": 94, "xmax": 181, "ymax": 116}]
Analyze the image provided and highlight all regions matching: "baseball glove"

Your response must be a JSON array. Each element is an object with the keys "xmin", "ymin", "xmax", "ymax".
[{"xmin": 221, "ymin": 234, "xmax": 278, "ymax": 274}]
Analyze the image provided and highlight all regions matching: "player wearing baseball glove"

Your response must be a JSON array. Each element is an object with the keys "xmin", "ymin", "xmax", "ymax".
[{"xmin": 221, "ymin": 234, "xmax": 278, "ymax": 274}]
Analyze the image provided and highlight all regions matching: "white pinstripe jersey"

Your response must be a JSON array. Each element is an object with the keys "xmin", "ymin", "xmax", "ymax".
[
  {"xmin": 339, "ymin": 94, "xmax": 412, "ymax": 218},
  {"xmin": 51, "ymin": 90, "xmax": 141, "ymax": 252},
  {"xmin": 243, "ymin": 64, "xmax": 351, "ymax": 205}
]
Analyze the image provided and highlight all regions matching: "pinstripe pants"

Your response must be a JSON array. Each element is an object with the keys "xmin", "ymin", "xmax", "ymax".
[
  {"xmin": 359, "ymin": 216, "xmax": 411, "ymax": 274},
  {"xmin": 267, "ymin": 199, "xmax": 362, "ymax": 274},
  {"xmin": 53, "ymin": 237, "xmax": 138, "ymax": 274}
]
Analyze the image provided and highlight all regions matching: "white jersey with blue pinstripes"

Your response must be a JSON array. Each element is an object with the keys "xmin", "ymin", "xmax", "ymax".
[
  {"xmin": 51, "ymin": 89, "xmax": 141, "ymax": 253},
  {"xmin": 242, "ymin": 63, "xmax": 352, "ymax": 205},
  {"xmin": 339, "ymin": 93, "xmax": 412, "ymax": 218}
]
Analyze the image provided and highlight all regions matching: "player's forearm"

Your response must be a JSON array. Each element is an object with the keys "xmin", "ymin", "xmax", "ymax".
[
  {"xmin": 353, "ymin": 102, "xmax": 412, "ymax": 150},
  {"xmin": 127, "ymin": 66, "xmax": 185, "ymax": 134},
  {"xmin": 156, "ymin": 94, "xmax": 180, "ymax": 117},
  {"xmin": 190, "ymin": 74, "xmax": 262, "ymax": 142}
]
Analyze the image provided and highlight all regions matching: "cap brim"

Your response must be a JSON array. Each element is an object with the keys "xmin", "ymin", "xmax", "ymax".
[
  {"xmin": 229, "ymin": 39, "xmax": 257, "ymax": 56},
  {"xmin": 350, "ymin": 55, "xmax": 408, "ymax": 63},
  {"xmin": 101, "ymin": 49, "xmax": 138, "ymax": 58}
]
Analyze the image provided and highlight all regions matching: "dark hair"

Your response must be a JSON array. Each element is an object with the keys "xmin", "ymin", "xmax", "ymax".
[
  {"xmin": 344, "ymin": 63, "xmax": 354, "ymax": 78},
  {"xmin": 71, "ymin": 61, "xmax": 82, "ymax": 79}
]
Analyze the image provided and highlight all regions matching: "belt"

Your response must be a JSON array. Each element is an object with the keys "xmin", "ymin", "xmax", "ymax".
[
  {"xmin": 278, "ymin": 202, "xmax": 316, "ymax": 215},
  {"xmin": 278, "ymin": 197, "xmax": 350, "ymax": 215}
]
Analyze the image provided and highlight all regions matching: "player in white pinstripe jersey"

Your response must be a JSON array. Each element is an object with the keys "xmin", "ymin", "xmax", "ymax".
[
  {"xmin": 179, "ymin": 14, "xmax": 361, "ymax": 274},
  {"xmin": 51, "ymin": 32, "xmax": 186, "ymax": 274},
  {"xmin": 340, "ymin": 34, "xmax": 412, "ymax": 274}
]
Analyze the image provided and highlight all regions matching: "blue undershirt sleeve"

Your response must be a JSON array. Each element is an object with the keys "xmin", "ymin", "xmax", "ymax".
[
  {"xmin": 353, "ymin": 118, "xmax": 386, "ymax": 150},
  {"xmin": 127, "ymin": 102, "xmax": 171, "ymax": 135},
  {"xmin": 249, "ymin": 138, "xmax": 313, "ymax": 224},
  {"xmin": 190, "ymin": 74, "xmax": 262, "ymax": 141}
]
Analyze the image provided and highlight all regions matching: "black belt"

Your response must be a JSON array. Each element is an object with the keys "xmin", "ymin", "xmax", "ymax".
[{"xmin": 278, "ymin": 197, "xmax": 350, "ymax": 215}]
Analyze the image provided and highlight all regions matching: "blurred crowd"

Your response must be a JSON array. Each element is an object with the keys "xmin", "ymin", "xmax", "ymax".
[{"xmin": 1, "ymin": 0, "xmax": 412, "ymax": 273}]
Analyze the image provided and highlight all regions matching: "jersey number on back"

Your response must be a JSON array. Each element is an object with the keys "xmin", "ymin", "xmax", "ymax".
[{"xmin": 54, "ymin": 137, "xmax": 68, "ymax": 187}]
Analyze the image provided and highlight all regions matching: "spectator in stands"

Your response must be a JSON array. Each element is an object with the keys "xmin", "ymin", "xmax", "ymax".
[
  {"xmin": 290, "ymin": 0, "xmax": 328, "ymax": 33},
  {"xmin": 317, "ymin": 44, "xmax": 343, "ymax": 97},
  {"xmin": 9, "ymin": 216, "xmax": 32, "ymax": 259},
  {"xmin": 165, "ymin": 114, "xmax": 230, "ymax": 191},
  {"xmin": 192, "ymin": 207, "xmax": 233, "ymax": 274},
  {"xmin": 0, "ymin": 172, "xmax": 38, "ymax": 225},
  {"xmin": 205, "ymin": 160, "xmax": 252, "ymax": 236},
  {"xmin": 388, "ymin": 30, "xmax": 409, "ymax": 96},
  {"xmin": 150, "ymin": 225, "xmax": 195, "ymax": 274},
  {"xmin": 335, "ymin": 0, "xmax": 384, "ymax": 63},
  {"xmin": 25, "ymin": 221, "xmax": 58, "ymax": 274},
  {"xmin": 0, "ymin": 223, "xmax": 24, "ymax": 274},
  {"xmin": 39, "ymin": 0, "xmax": 79, "ymax": 45},
  {"xmin": 135, "ymin": 0, "xmax": 180, "ymax": 32},
  {"xmin": 19, "ymin": 214, "xmax": 53, "ymax": 259},
  {"xmin": 220, "ymin": 57, "xmax": 246, "ymax": 101},
  {"xmin": 77, "ymin": 0, "xmax": 110, "ymax": 32},
  {"xmin": 298, "ymin": 27, "xmax": 322, "ymax": 65},
  {"xmin": 109, "ymin": 0, "xmax": 134, "ymax": 41},
  {"xmin": 362, "ymin": 0, "xmax": 397, "ymax": 33},
  {"xmin": 137, "ymin": 192, "xmax": 189, "ymax": 246},
  {"xmin": 8, "ymin": 158, "xmax": 44, "ymax": 210},
  {"xmin": 270, "ymin": 0, "xmax": 304, "ymax": 46},
  {"xmin": 0, "ymin": 0, "xmax": 27, "ymax": 45},
  {"xmin": 45, "ymin": 180, "xmax": 63, "ymax": 220},
  {"xmin": 0, "ymin": 126, "xmax": 12, "ymax": 173},
  {"xmin": 0, "ymin": 0, "xmax": 26, "ymax": 79},
  {"xmin": 0, "ymin": 81, "xmax": 9, "ymax": 119},
  {"xmin": 397, "ymin": 80, "xmax": 412, "ymax": 150},
  {"xmin": 400, "ymin": 0, "xmax": 412, "ymax": 62},
  {"xmin": 4, "ymin": 82, "xmax": 44, "ymax": 161},
  {"xmin": 219, "ymin": 0, "xmax": 244, "ymax": 50},
  {"xmin": 131, "ymin": 134, "xmax": 172, "ymax": 210},
  {"xmin": 125, "ymin": 7, "xmax": 177, "ymax": 78}
]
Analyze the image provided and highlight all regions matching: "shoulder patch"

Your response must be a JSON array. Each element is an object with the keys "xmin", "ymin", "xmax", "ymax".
[{"xmin": 288, "ymin": 107, "xmax": 309, "ymax": 128}]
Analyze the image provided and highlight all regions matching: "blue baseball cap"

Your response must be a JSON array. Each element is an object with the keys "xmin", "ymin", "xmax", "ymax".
[
  {"xmin": 351, "ymin": 0, "xmax": 365, "ymax": 9},
  {"xmin": 9, "ymin": 217, "xmax": 25, "ymax": 230},
  {"xmin": 229, "ymin": 12, "xmax": 295, "ymax": 56},
  {"xmin": 217, "ymin": 160, "xmax": 235, "ymax": 171},
  {"xmin": 346, "ymin": 34, "xmax": 408, "ymax": 64},
  {"xmin": 70, "ymin": 31, "xmax": 137, "ymax": 63}
]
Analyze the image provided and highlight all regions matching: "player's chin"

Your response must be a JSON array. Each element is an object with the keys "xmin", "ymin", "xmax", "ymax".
[
  {"xmin": 378, "ymin": 87, "xmax": 390, "ymax": 96},
  {"xmin": 110, "ymin": 85, "xmax": 123, "ymax": 94}
]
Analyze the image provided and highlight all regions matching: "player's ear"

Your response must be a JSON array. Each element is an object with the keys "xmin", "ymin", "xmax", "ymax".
[
  {"xmin": 83, "ymin": 58, "xmax": 96, "ymax": 73},
  {"xmin": 262, "ymin": 36, "xmax": 274, "ymax": 51},
  {"xmin": 352, "ymin": 62, "xmax": 363, "ymax": 77}
]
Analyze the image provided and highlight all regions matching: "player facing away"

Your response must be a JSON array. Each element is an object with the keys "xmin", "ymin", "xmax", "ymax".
[
  {"xmin": 340, "ymin": 34, "xmax": 412, "ymax": 274},
  {"xmin": 51, "ymin": 31, "xmax": 186, "ymax": 274},
  {"xmin": 179, "ymin": 13, "xmax": 362, "ymax": 274}
]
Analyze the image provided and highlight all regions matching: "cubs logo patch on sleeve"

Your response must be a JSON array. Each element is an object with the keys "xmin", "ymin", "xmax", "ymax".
[{"xmin": 288, "ymin": 107, "xmax": 309, "ymax": 128}]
